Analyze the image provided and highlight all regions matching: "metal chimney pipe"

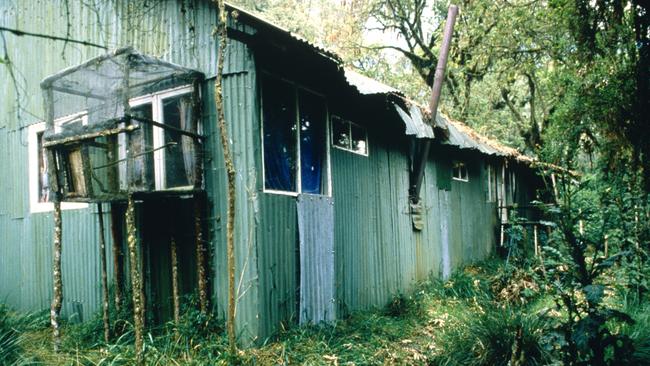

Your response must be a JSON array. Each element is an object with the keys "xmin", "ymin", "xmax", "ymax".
[{"xmin": 410, "ymin": 4, "xmax": 459, "ymax": 202}]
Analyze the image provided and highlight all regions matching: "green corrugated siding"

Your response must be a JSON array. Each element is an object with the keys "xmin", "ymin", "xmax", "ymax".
[
  {"xmin": 0, "ymin": 0, "xmax": 258, "ymax": 330},
  {"xmin": 202, "ymin": 30, "xmax": 261, "ymax": 342},
  {"xmin": 332, "ymin": 139, "xmax": 498, "ymax": 315},
  {"xmin": 1, "ymin": 0, "xmax": 531, "ymax": 346}
]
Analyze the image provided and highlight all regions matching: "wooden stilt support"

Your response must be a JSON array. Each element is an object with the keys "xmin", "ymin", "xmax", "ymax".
[
  {"xmin": 51, "ymin": 201, "xmax": 63, "ymax": 352},
  {"xmin": 126, "ymin": 195, "xmax": 144, "ymax": 359},
  {"xmin": 110, "ymin": 204, "xmax": 123, "ymax": 312},
  {"xmin": 97, "ymin": 203, "xmax": 110, "ymax": 343},
  {"xmin": 171, "ymin": 235, "xmax": 180, "ymax": 329},
  {"xmin": 195, "ymin": 197, "xmax": 209, "ymax": 313},
  {"xmin": 533, "ymin": 224, "xmax": 539, "ymax": 257}
]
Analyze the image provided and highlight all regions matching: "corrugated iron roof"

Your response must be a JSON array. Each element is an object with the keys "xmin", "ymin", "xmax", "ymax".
[
  {"xmin": 393, "ymin": 103, "xmax": 434, "ymax": 138},
  {"xmin": 226, "ymin": 2, "xmax": 536, "ymax": 164},
  {"xmin": 344, "ymin": 69, "xmax": 401, "ymax": 95},
  {"xmin": 226, "ymin": 2, "xmax": 341, "ymax": 62}
]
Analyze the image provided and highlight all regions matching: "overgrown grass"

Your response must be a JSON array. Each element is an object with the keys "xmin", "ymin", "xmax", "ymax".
[
  {"xmin": 6, "ymin": 257, "xmax": 650, "ymax": 365},
  {"xmin": 0, "ymin": 303, "xmax": 49, "ymax": 366}
]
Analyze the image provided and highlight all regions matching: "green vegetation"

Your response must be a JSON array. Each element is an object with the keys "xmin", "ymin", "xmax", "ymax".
[{"xmin": 3, "ymin": 250, "xmax": 649, "ymax": 365}]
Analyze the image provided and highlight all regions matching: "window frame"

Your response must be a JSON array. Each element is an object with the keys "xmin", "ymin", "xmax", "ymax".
[
  {"xmin": 486, "ymin": 163, "xmax": 497, "ymax": 202},
  {"xmin": 260, "ymin": 74, "xmax": 332, "ymax": 197},
  {"xmin": 452, "ymin": 161, "xmax": 469, "ymax": 182},
  {"xmin": 121, "ymin": 85, "xmax": 196, "ymax": 191},
  {"xmin": 28, "ymin": 121, "xmax": 88, "ymax": 213},
  {"xmin": 52, "ymin": 111, "xmax": 88, "ymax": 134},
  {"xmin": 331, "ymin": 115, "xmax": 369, "ymax": 156}
]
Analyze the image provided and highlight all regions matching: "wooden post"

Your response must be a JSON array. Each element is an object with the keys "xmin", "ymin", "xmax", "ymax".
[
  {"xmin": 195, "ymin": 197, "xmax": 209, "ymax": 313},
  {"xmin": 533, "ymin": 224, "xmax": 539, "ymax": 257},
  {"xmin": 97, "ymin": 203, "xmax": 110, "ymax": 343},
  {"xmin": 51, "ymin": 200, "xmax": 63, "ymax": 352},
  {"xmin": 126, "ymin": 195, "xmax": 144, "ymax": 359},
  {"xmin": 110, "ymin": 204, "xmax": 123, "ymax": 312},
  {"xmin": 171, "ymin": 235, "xmax": 180, "ymax": 329},
  {"xmin": 604, "ymin": 234, "xmax": 609, "ymax": 257}
]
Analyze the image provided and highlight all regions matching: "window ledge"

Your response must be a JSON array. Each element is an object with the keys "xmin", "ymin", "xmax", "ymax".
[{"xmin": 30, "ymin": 202, "xmax": 89, "ymax": 214}]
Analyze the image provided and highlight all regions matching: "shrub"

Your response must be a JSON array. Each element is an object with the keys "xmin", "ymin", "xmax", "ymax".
[{"xmin": 430, "ymin": 306, "xmax": 551, "ymax": 366}]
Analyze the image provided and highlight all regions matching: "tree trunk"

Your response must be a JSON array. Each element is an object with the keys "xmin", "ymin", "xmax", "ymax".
[
  {"xmin": 195, "ymin": 197, "xmax": 209, "ymax": 314},
  {"xmin": 110, "ymin": 204, "xmax": 123, "ymax": 312},
  {"xmin": 171, "ymin": 235, "xmax": 180, "ymax": 329},
  {"xmin": 50, "ymin": 201, "xmax": 63, "ymax": 352},
  {"xmin": 214, "ymin": 0, "xmax": 237, "ymax": 354},
  {"xmin": 126, "ymin": 195, "xmax": 144, "ymax": 359},
  {"xmin": 97, "ymin": 203, "xmax": 110, "ymax": 343}
]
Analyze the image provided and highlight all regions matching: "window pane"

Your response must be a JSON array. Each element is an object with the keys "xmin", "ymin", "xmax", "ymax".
[
  {"xmin": 332, "ymin": 116, "xmax": 350, "ymax": 149},
  {"xmin": 128, "ymin": 103, "xmax": 154, "ymax": 189},
  {"xmin": 299, "ymin": 91, "xmax": 326, "ymax": 194},
  {"xmin": 162, "ymin": 94, "xmax": 194, "ymax": 188},
  {"xmin": 263, "ymin": 78, "xmax": 297, "ymax": 192},
  {"xmin": 351, "ymin": 123, "xmax": 367, "ymax": 155}
]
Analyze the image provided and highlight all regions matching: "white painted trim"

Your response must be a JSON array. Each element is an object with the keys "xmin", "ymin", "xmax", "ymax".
[
  {"xmin": 262, "ymin": 188, "xmax": 300, "ymax": 197},
  {"xmin": 259, "ymin": 75, "xmax": 332, "ymax": 197},
  {"xmin": 53, "ymin": 111, "xmax": 88, "ymax": 134},
  {"xmin": 28, "ymin": 122, "xmax": 87, "ymax": 213},
  {"xmin": 125, "ymin": 85, "xmax": 194, "ymax": 190},
  {"xmin": 324, "ymin": 103, "xmax": 332, "ymax": 197},
  {"xmin": 295, "ymin": 87, "xmax": 302, "ymax": 194},
  {"xmin": 452, "ymin": 161, "xmax": 469, "ymax": 182}
]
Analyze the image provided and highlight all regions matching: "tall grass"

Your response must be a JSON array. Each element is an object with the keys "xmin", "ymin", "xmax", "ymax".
[{"xmin": 0, "ymin": 303, "xmax": 48, "ymax": 365}]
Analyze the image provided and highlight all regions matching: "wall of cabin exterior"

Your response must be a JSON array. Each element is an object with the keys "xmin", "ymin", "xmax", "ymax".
[
  {"xmin": 0, "ymin": 0, "xmax": 266, "ymax": 335},
  {"xmin": 0, "ymin": 0, "xmax": 540, "ymax": 346}
]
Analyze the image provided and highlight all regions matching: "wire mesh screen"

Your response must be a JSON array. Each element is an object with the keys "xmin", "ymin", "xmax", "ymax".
[{"xmin": 41, "ymin": 47, "xmax": 203, "ymax": 202}]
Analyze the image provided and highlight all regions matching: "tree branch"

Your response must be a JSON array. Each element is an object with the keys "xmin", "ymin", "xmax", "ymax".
[{"xmin": 0, "ymin": 26, "xmax": 108, "ymax": 49}]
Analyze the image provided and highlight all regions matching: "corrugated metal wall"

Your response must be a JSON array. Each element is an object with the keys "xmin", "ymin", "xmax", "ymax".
[
  {"xmin": 0, "ymin": 0, "xmax": 229, "ymax": 321},
  {"xmin": 1, "ymin": 0, "xmax": 529, "ymax": 346}
]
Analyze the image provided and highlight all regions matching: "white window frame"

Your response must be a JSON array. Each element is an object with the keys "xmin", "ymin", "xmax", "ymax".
[
  {"xmin": 121, "ymin": 85, "xmax": 195, "ymax": 191},
  {"xmin": 452, "ymin": 161, "xmax": 469, "ymax": 182},
  {"xmin": 260, "ymin": 75, "xmax": 332, "ymax": 197},
  {"xmin": 53, "ymin": 111, "xmax": 88, "ymax": 134},
  {"xmin": 28, "ymin": 122, "xmax": 88, "ymax": 213},
  {"xmin": 331, "ymin": 115, "xmax": 369, "ymax": 156},
  {"xmin": 487, "ymin": 163, "xmax": 497, "ymax": 202}
]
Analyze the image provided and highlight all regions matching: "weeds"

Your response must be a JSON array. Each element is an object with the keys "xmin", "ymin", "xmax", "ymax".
[{"xmin": 6, "ymin": 257, "xmax": 650, "ymax": 365}]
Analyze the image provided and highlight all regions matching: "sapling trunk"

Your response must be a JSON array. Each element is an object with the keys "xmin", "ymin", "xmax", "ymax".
[
  {"xmin": 110, "ymin": 204, "xmax": 123, "ymax": 312},
  {"xmin": 50, "ymin": 201, "xmax": 63, "ymax": 352},
  {"xmin": 171, "ymin": 235, "xmax": 180, "ymax": 328},
  {"xmin": 126, "ymin": 195, "xmax": 144, "ymax": 359},
  {"xmin": 97, "ymin": 203, "xmax": 110, "ymax": 343},
  {"xmin": 195, "ymin": 197, "xmax": 209, "ymax": 313},
  {"xmin": 214, "ymin": 0, "xmax": 237, "ymax": 353}
]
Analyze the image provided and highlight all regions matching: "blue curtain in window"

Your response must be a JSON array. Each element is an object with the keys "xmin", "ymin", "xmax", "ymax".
[
  {"xmin": 299, "ymin": 91, "xmax": 326, "ymax": 194},
  {"xmin": 263, "ymin": 78, "xmax": 296, "ymax": 192}
]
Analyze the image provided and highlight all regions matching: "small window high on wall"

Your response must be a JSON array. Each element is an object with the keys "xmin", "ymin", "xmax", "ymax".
[
  {"xmin": 261, "ymin": 75, "xmax": 330, "ymax": 196},
  {"xmin": 452, "ymin": 161, "xmax": 468, "ymax": 182},
  {"xmin": 331, "ymin": 116, "xmax": 368, "ymax": 156}
]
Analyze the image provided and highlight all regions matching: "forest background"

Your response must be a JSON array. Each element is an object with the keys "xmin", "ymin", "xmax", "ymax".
[{"xmin": 1, "ymin": 0, "xmax": 649, "ymax": 364}]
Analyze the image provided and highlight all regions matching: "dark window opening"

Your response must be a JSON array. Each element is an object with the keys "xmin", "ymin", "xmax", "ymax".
[
  {"xmin": 262, "ymin": 76, "xmax": 329, "ymax": 195},
  {"xmin": 331, "ymin": 115, "xmax": 367, "ymax": 156},
  {"xmin": 452, "ymin": 161, "xmax": 468, "ymax": 182}
]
